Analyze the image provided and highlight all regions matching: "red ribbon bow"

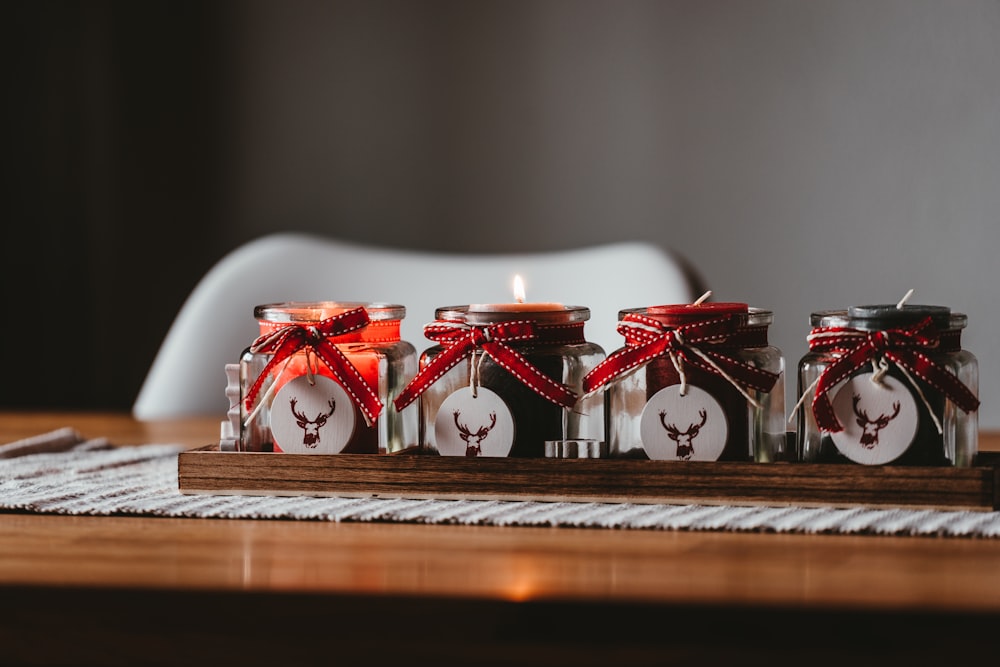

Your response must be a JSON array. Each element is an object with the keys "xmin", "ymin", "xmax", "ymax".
[
  {"xmin": 582, "ymin": 312, "xmax": 780, "ymax": 396},
  {"xmin": 244, "ymin": 307, "xmax": 384, "ymax": 425},
  {"xmin": 393, "ymin": 319, "xmax": 578, "ymax": 411},
  {"xmin": 808, "ymin": 316, "xmax": 979, "ymax": 432}
]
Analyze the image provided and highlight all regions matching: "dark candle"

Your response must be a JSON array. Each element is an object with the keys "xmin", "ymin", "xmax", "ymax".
[{"xmin": 796, "ymin": 303, "xmax": 979, "ymax": 466}]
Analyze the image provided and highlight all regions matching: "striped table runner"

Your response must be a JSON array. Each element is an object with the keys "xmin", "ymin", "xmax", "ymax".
[{"xmin": 2, "ymin": 428, "xmax": 999, "ymax": 538}]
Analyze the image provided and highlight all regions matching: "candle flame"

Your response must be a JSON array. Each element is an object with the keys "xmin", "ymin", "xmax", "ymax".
[{"xmin": 513, "ymin": 274, "xmax": 526, "ymax": 303}]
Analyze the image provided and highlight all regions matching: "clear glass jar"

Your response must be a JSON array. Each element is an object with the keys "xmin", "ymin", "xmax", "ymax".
[
  {"xmin": 410, "ymin": 305, "xmax": 605, "ymax": 457},
  {"xmin": 601, "ymin": 303, "xmax": 786, "ymax": 462},
  {"xmin": 239, "ymin": 301, "xmax": 418, "ymax": 455},
  {"xmin": 796, "ymin": 305, "xmax": 978, "ymax": 466}
]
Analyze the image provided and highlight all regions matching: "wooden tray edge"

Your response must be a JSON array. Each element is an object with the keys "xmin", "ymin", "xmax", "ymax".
[{"xmin": 177, "ymin": 447, "xmax": 999, "ymax": 512}]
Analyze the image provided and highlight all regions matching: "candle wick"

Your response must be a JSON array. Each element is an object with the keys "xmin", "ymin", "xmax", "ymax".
[
  {"xmin": 692, "ymin": 290, "xmax": 712, "ymax": 306},
  {"xmin": 896, "ymin": 289, "xmax": 914, "ymax": 309}
]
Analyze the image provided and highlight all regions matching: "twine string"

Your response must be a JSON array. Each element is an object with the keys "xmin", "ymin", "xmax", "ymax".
[{"xmin": 243, "ymin": 356, "xmax": 294, "ymax": 428}]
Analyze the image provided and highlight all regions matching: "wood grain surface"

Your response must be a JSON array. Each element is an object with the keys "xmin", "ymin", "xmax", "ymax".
[
  {"xmin": 178, "ymin": 447, "xmax": 1000, "ymax": 511},
  {"xmin": 3, "ymin": 412, "xmax": 1000, "ymax": 667}
]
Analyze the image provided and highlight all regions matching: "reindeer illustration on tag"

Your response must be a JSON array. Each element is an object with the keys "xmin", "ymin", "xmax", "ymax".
[
  {"xmin": 290, "ymin": 397, "xmax": 336, "ymax": 448},
  {"xmin": 434, "ymin": 387, "xmax": 515, "ymax": 457},
  {"xmin": 640, "ymin": 385, "xmax": 728, "ymax": 461},
  {"xmin": 852, "ymin": 394, "xmax": 901, "ymax": 448},
  {"xmin": 453, "ymin": 410, "xmax": 497, "ymax": 457},
  {"xmin": 830, "ymin": 374, "xmax": 918, "ymax": 465},
  {"xmin": 659, "ymin": 408, "xmax": 707, "ymax": 460}
]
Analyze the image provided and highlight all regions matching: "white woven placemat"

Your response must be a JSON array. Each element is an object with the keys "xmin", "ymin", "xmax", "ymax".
[{"xmin": 2, "ymin": 428, "xmax": 999, "ymax": 538}]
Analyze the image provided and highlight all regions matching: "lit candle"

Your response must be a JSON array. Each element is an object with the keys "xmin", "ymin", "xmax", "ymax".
[
  {"xmin": 469, "ymin": 275, "xmax": 564, "ymax": 312},
  {"xmin": 395, "ymin": 286, "xmax": 603, "ymax": 458}
]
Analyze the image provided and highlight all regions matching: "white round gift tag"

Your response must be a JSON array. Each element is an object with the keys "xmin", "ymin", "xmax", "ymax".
[
  {"xmin": 434, "ymin": 387, "xmax": 515, "ymax": 457},
  {"xmin": 830, "ymin": 373, "xmax": 918, "ymax": 465},
  {"xmin": 640, "ymin": 384, "xmax": 728, "ymax": 461},
  {"xmin": 271, "ymin": 375, "xmax": 356, "ymax": 454}
]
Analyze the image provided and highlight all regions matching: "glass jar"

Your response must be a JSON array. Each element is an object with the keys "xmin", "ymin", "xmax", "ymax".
[
  {"xmin": 394, "ymin": 305, "xmax": 605, "ymax": 457},
  {"xmin": 796, "ymin": 304, "xmax": 979, "ymax": 466},
  {"xmin": 240, "ymin": 301, "xmax": 418, "ymax": 455},
  {"xmin": 588, "ymin": 302, "xmax": 786, "ymax": 462}
]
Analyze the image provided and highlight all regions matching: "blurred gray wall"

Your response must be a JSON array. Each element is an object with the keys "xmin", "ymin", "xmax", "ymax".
[
  {"xmin": 226, "ymin": 0, "xmax": 1000, "ymax": 427},
  {"xmin": 7, "ymin": 0, "xmax": 1000, "ymax": 429}
]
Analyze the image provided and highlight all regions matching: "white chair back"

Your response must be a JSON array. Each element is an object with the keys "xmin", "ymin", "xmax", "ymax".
[{"xmin": 133, "ymin": 232, "xmax": 700, "ymax": 419}]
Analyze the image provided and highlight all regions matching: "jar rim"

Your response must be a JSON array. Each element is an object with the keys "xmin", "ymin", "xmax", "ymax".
[
  {"xmin": 619, "ymin": 305, "xmax": 773, "ymax": 326},
  {"xmin": 254, "ymin": 301, "xmax": 406, "ymax": 323},
  {"xmin": 646, "ymin": 302, "xmax": 748, "ymax": 316},
  {"xmin": 433, "ymin": 304, "xmax": 590, "ymax": 326},
  {"xmin": 810, "ymin": 307, "xmax": 967, "ymax": 330}
]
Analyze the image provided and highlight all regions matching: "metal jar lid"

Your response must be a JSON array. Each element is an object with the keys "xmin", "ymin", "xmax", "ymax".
[
  {"xmin": 255, "ymin": 301, "xmax": 406, "ymax": 323},
  {"xmin": 433, "ymin": 304, "xmax": 590, "ymax": 327},
  {"xmin": 620, "ymin": 303, "xmax": 773, "ymax": 328},
  {"xmin": 810, "ymin": 305, "xmax": 966, "ymax": 331}
]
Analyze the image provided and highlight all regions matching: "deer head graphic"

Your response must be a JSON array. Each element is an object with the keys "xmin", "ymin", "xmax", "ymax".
[
  {"xmin": 290, "ymin": 397, "xmax": 336, "ymax": 448},
  {"xmin": 453, "ymin": 410, "xmax": 497, "ymax": 457},
  {"xmin": 852, "ymin": 394, "xmax": 901, "ymax": 448},
  {"xmin": 659, "ymin": 408, "xmax": 708, "ymax": 460}
]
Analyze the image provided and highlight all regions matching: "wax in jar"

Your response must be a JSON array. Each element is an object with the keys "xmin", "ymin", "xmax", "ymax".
[
  {"xmin": 468, "ymin": 275, "xmax": 563, "ymax": 313},
  {"xmin": 396, "ymin": 304, "xmax": 605, "ymax": 457},
  {"xmin": 467, "ymin": 302, "xmax": 565, "ymax": 313},
  {"xmin": 240, "ymin": 301, "xmax": 419, "ymax": 455}
]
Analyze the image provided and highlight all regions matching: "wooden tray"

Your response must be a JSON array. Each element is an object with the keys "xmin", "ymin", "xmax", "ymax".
[{"xmin": 177, "ymin": 448, "xmax": 1000, "ymax": 512}]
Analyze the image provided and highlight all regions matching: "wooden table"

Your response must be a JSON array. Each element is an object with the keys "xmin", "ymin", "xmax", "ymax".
[{"xmin": 2, "ymin": 411, "xmax": 999, "ymax": 666}]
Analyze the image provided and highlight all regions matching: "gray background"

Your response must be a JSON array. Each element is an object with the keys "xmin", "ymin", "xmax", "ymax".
[{"xmin": 7, "ymin": 1, "xmax": 999, "ymax": 428}]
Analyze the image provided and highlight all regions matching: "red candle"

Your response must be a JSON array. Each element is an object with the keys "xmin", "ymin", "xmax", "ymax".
[
  {"xmin": 241, "ymin": 302, "xmax": 413, "ymax": 455},
  {"xmin": 645, "ymin": 301, "xmax": 748, "ymax": 323},
  {"xmin": 590, "ymin": 294, "xmax": 784, "ymax": 463}
]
